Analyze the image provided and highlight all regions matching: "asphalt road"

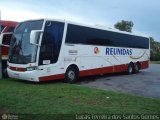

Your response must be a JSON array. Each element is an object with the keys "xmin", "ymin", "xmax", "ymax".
[{"xmin": 78, "ymin": 64, "xmax": 160, "ymax": 98}]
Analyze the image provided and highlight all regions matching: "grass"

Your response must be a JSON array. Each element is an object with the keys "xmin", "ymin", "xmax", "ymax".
[
  {"xmin": 150, "ymin": 61, "xmax": 160, "ymax": 64},
  {"xmin": 0, "ymin": 79, "xmax": 160, "ymax": 120}
]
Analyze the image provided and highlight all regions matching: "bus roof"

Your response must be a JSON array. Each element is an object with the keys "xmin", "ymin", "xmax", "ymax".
[{"xmin": 21, "ymin": 18, "xmax": 149, "ymax": 39}]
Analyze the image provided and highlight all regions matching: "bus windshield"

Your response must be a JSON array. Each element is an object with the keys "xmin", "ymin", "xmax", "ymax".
[{"xmin": 8, "ymin": 20, "xmax": 43, "ymax": 64}]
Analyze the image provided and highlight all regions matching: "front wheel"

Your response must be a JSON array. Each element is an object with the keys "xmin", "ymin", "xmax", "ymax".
[{"xmin": 65, "ymin": 66, "xmax": 79, "ymax": 83}]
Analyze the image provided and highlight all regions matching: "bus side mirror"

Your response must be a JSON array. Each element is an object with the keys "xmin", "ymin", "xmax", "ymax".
[
  {"xmin": 30, "ymin": 30, "xmax": 43, "ymax": 46},
  {"xmin": 0, "ymin": 32, "xmax": 13, "ymax": 47}
]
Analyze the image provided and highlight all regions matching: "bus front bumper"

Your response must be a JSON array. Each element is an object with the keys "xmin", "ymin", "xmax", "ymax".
[{"xmin": 7, "ymin": 68, "xmax": 39, "ymax": 82}]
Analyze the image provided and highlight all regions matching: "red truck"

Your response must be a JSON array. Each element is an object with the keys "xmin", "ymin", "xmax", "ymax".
[{"xmin": 0, "ymin": 20, "xmax": 18, "ymax": 77}]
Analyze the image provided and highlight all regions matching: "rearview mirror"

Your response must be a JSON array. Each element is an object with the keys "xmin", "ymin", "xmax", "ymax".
[
  {"xmin": 0, "ymin": 32, "xmax": 13, "ymax": 47},
  {"xmin": 30, "ymin": 30, "xmax": 43, "ymax": 46}
]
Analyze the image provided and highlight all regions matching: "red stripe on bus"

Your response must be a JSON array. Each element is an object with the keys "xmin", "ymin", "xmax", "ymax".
[
  {"xmin": 115, "ymin": 64, "xmax": 129, "ymax": 72},
  {"xmin": 140, "ymin": 61, "xmax": 149, "ymax": 69},
  {"xmin": 2, "ymin": 46, "xmax": 9, "ymax": 56},
  {"xmin": 9, "ymin": 60, "xmax": 148, "ymax": 81},
  {"xmin": 38, "ymin": 60, "xmax": 149, "ymax": 82},
  {"xmin": 39, "ymin": 74, "xmax": 65, "ymax": 81},
  {"xmin": 79, "ymin": 66, "xmax": 113, "ymax": 77},
  {"xmin": 80, "ymin": 64, "xmax": 129, "ymax": 76},
  {"xmin": 38, "ymin": 65, "xmax": 127, "ymax": 82}
]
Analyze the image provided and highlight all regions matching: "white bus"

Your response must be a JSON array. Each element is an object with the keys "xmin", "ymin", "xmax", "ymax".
[{"xmin": 7, "ymin": 19, "xmax": 150, "ymax": 83}]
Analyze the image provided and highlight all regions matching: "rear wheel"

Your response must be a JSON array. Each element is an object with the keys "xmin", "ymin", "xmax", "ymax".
[
  {"xmin": 127, "ymin": 63, "xmax": 134, "ymax": 74},
  {"xmin": 65, "ymin": 66, "xmax": 79, "ymax": 83},
  {"xmin": 134, "ymin": 63, "xmax": 140, "ymax": 73}
]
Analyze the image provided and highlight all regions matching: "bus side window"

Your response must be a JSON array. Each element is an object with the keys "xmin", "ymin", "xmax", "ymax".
[
  {"xmin": 2, "ymin": 33, "xmax": 13, "ymax": 46},
  {"xmin": 7, "ymin": 27, "xmax": 15, "ymax": 32},
  {"xmin": 39, "ymin": 21, "xmax": 64, "ymax": 65},
  {"xmin": 39, "ymin": 32, "xmax": 55, "ymax": 63},
  {"xmin": 0, "ymin": 25, "xmax": 5, "ymax": 33}
]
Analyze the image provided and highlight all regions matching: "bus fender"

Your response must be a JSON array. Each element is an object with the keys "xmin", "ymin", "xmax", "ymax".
[{"xmin": 64, "ymin": 63, "xmax": 80, "ymax": 73}]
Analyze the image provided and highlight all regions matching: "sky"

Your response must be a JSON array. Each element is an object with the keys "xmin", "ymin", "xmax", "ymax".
[{"xmin": 1, "ymin": 0, "xmax": 160, "ymax": 41}]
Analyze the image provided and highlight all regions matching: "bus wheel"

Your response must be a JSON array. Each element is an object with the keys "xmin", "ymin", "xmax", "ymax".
[
  {"xmin": 65, "ymin": 66, "xmax": 79, "ymax": 83},
  {"xmin": 3, "ymin": 68, "xmax": 9, "ymax": 78},
  {"xmin": 134, "ymin": 63, "xmax": 140, "ymax": 73},
  {"xmin": 127, "ymin": 63, "xmax": 134, "ymax": 74}
]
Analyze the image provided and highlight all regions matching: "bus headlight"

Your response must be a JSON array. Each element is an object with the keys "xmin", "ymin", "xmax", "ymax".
[{"xmin": 26, "ymin": 66, "xmax": 38, "ymax": 71}]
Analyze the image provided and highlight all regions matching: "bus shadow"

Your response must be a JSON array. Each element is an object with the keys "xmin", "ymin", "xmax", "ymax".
[
  {"xmin": 10, "ymin": 78, "xmax": 64, "ymax": 85},
  {"xmin": 77, "ymin": 72, "xmax": 128, "ymax": 84},
  {"xmin": 10, "ymin": 71, "xmax": 143, "ymax": 85}
]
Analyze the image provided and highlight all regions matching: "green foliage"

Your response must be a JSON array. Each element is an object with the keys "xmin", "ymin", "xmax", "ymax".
[
  {"xmin": 114, "ymin": 20, "xmax": 134, "ymax": 32},
  {"xmin": 150, "ymin": 37, "xmax": 160, "ymax": 61}
]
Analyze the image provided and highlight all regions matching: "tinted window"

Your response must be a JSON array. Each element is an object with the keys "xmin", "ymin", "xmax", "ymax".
[
  {"xmin": 65, "ymin": 24, "xmax": 113, "ymax": 46},
  {"xmin": 39, "ymin": 21, "xmax": 64, "ymax": 65},
  {"xmin": 0, "ymin": 25, "xmax": 5, "ymax": 33},
  {"xmin": 65, "ymin": 24, "xmax": 149, "ymax": 49},
  {"xmin": 8, "ymin": 27, "xmax": 15, "ymax": 32},
  {"xmin": 9, "ymin": 20, "xmax": 43, "ymax": 64},
  {"xmin": 2, "ymin": 34, "xmax": 12, "ymax": 45}
]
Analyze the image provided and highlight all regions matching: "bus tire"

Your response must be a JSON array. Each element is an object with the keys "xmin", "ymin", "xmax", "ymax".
[
  {"xmin": 3, "ymin": 68, "xmax": 9, "ymax": 78},
  {"xmin": 127, "ymin": 63, "xmax": 134, "ymax": 74},
  {"xmin": 65, "ymin": 66, "xmax": 79, "ymax": 83},
  {"xmin": 134, "ymin": 63, "xmax": 140, "ymax": 73}
]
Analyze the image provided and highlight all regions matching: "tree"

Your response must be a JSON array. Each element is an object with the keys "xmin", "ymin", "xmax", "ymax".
[
  {"xmin": 114, "ymin": 20, "xmax": 134, "ymax": 32},
  {"xmin": 150, "ymin": 37, "xmax": 160, "ymax": 61}
]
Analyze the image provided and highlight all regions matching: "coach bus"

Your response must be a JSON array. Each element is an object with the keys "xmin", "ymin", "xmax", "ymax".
[
  {"xmin": 6, "ymin": 19, "xmax": 150, "ymax": 82},
  {"xmin": 0, "ymin": 20, "xmax": 18, "ymax": 77}
]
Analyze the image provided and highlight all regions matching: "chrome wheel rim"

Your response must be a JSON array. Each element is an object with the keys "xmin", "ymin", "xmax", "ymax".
[
  {"xmin": 68, "ymin": 71, "xmax": 75, "ymax": 81},
  {"xmin": 135, "ymin": 65, "xmax": 138, "ymax": 71},
  {"xmin": 129, "ymin": 65, "xmax": 132, "ymax": 73}
]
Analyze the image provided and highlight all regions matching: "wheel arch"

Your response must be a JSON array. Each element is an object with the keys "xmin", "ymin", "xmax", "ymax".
[
  {"xmin": 136, "ymin": 61, "xmax": 141, "ymax": 69},
  {"xmin": 65, "ymin": 63, "xmax": 80, "ymax": 73},
  {"xmin": 64, "ymin": 63, "xmax": 80, "ymax": 83},
  {"xmin": 129, "ymin": 61, "xmax": 134, "ymax": 66}
]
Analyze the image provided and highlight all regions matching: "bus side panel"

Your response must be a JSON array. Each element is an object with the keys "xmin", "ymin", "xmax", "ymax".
[
  {"xmin": 140, "ymin": 61, "xmax": 149, "ymax": 69},
  {"xmin": 38, "ymin": 44, "xmax": 150, "ymax": 82},
  {"xmin": 39, "ymin": 73, "xmax": 65, "ymax": 81},
  {"xmin": 114, "ymin": 64, "xmax": 128, "ymax": 73},
  {"xmin": 2, "ymin": 46, "xmax": 9, "ymax": 60},
  {"xmin": 79, "ymin": 66, "xmax": 113, "ymax": 77}
]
